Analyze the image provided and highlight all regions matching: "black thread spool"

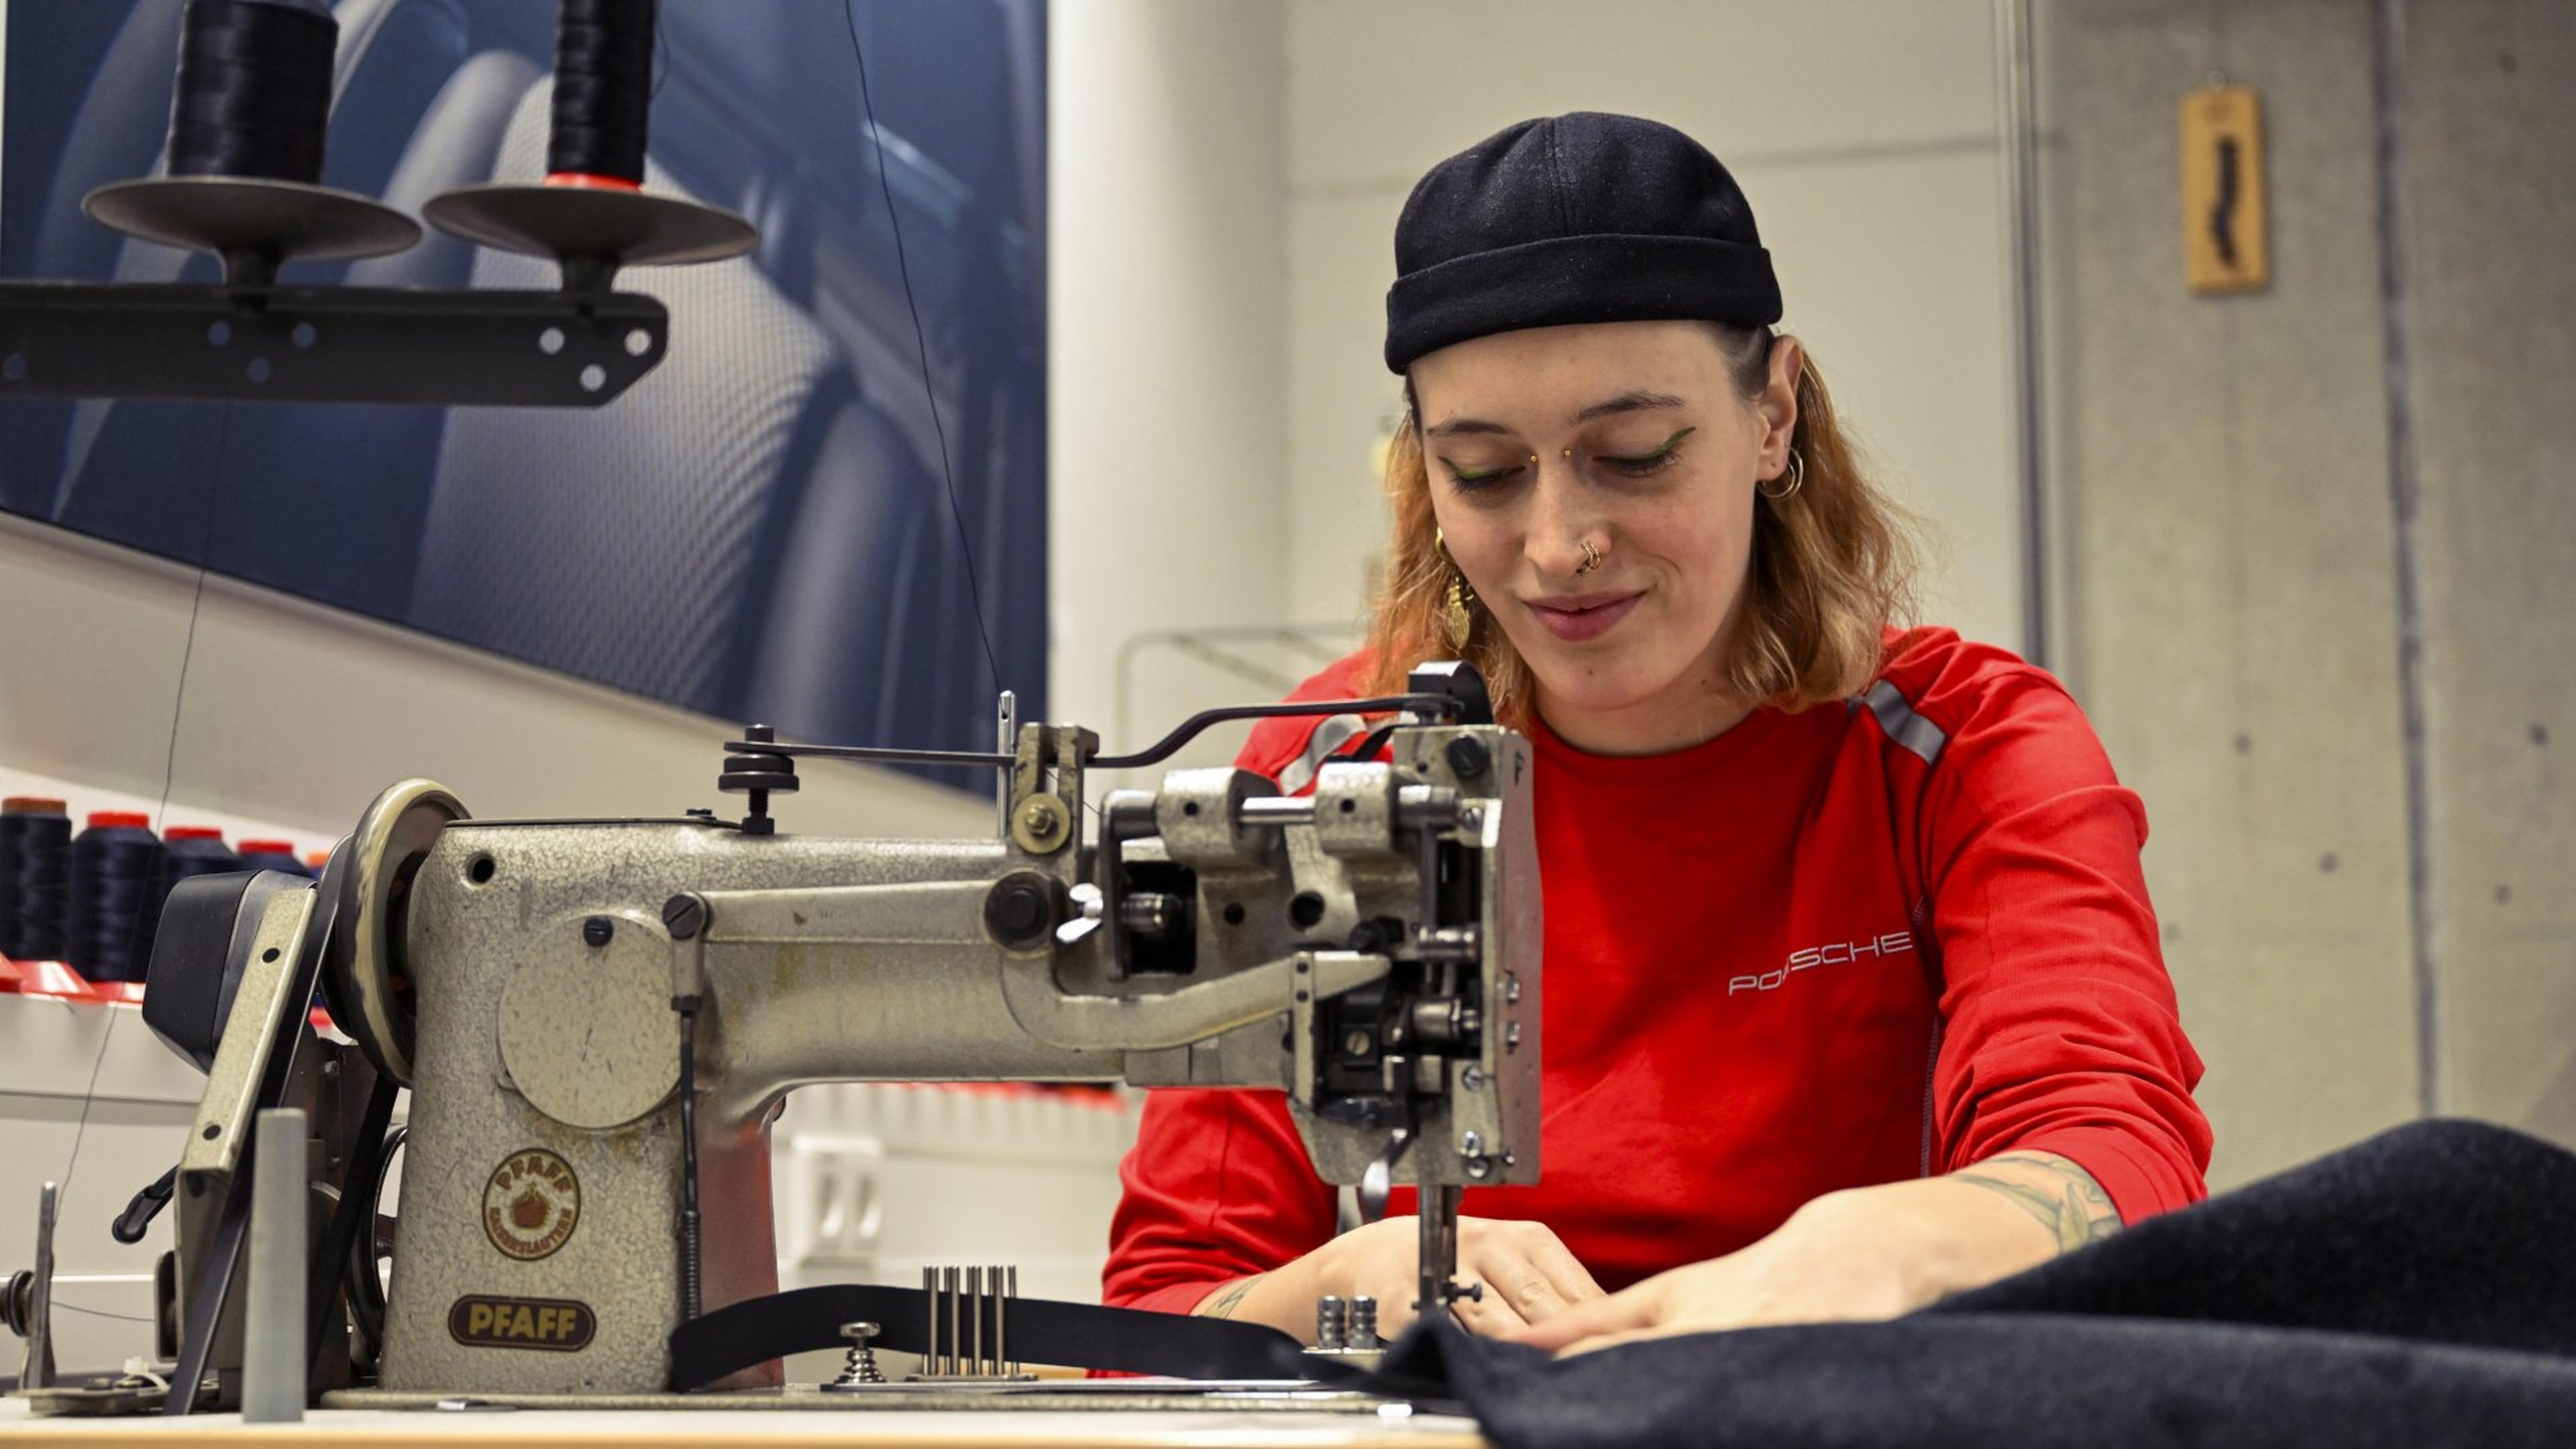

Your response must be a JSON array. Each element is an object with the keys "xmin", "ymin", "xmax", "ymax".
[
  {"xmin": 166, "ymin": 0, "xmax": 335, "ymax": 186},
  {"xmin": 549, "ymin": 0, "xmax": 657, "ymax": 189},
  {"xmin": 83, "ymin": 0, "xmax": 419, "ymax": 284},
  {"xmin": 1, "ymin": 798, "xmax": 74, "ymax": 963},
  {"xmin": 66, "ymin": 812, "xmax": 170, "ymax": 985},
  {"xmin": 235, "ymin": 839, "xmax": 314, "ymax": 879},
  {"xmin": 424, "ymin": 0, "xmax": 753, "ymax": 290}
]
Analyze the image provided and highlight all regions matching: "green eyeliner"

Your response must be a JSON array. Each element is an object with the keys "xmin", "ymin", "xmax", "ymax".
[{"xmin": 1604, "ymin": 425, "xmax": 1695, "ymax": 464}]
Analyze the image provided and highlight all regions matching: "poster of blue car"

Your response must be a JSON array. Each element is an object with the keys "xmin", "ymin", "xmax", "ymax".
[{"xmin": 1, "ymin": 0, "xmax": 1048, "ymax": 783}]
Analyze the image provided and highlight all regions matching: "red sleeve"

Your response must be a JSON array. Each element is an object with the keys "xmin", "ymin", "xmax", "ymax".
[
  {"xmin": 1102, "ymin": 1088, "xmax": 1337, "ymax": 1313},
  {"xmin": 1910, "ymin": 651, "xmax": 2212, "ymax": 1224}
]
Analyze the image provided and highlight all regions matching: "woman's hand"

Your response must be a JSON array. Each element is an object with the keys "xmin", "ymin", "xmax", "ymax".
[
  {"xmin": 1503, "ymin": 1153, "xmax": 2117, "ymax": 1356},
  {"xmin": 1194, "ymin": 1214, "xmax": 1606, "ymax": 1341}
]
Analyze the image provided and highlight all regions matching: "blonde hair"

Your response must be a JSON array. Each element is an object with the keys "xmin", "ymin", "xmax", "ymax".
[{"xmin": 1360, "ymin": 327, "xmax": 1921, "ymax": 724}]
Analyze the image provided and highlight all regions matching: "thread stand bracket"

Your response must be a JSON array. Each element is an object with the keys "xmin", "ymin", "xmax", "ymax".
[{"xmin": 0, "ymin": 281, "xmax": 669, "ymax": 408}]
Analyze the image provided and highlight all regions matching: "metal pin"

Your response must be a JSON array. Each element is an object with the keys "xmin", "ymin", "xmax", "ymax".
[
  {"xmin": 995, "ymin": 1264, "xmax": 1009, "ymax": 1377},
  {"xmin": 995, "ymin": 691, "xmax": 1018, "ymax": 837},
  {"xmin": 1006, "ymin": 1265, "xmax": 1019, "ymax": 1376},
  {"xmin": 944, "ymin": 1267, "xmax": 961, "ymax": 1375},
  {"xmin": 1350, "ymin": 1295, "xmax": 1379, "ymax": 1349},
  {"xmin": 921, "ymin": 1267, "xmax": 938, "ymax": 1377},
  {"xmin": 969, "ymin": 1265, "xmax": 984, "ymax": 1374},
  {"xmin": 1317, "ymin": 1294, "xmax": 1348, "ymax": 1350}
]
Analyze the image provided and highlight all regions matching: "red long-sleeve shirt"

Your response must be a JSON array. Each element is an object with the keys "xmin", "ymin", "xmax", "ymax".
[{"xmin": 1104, "ymin": 627, "xmax": 2210, "ymax": 1316}]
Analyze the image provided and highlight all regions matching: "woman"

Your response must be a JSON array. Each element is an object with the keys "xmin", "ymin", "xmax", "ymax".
[{"xmin": 1103, "ymin": 113, "xmax": 2209, "ymax": 1357}]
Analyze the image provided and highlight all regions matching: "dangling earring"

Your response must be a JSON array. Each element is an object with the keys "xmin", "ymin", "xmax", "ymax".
[
  {"xmin": 1436, "ymin": 528, "xmax": 1477, "ymax": 652},
  {"xmin": 1758, "ymin": 449, "xmax": 1805, "ymax": 502}
]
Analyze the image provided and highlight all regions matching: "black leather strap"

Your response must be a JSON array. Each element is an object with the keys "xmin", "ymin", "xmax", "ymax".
[{"xmin": 667, "ymin": 1283, "xmax": 1334, "ymax": 1389}]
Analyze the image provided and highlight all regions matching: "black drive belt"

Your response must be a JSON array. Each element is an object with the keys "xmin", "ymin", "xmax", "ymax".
[{"xmin": 669, "ymin": 1284, "xmax": 1353, "ymax": 1389}]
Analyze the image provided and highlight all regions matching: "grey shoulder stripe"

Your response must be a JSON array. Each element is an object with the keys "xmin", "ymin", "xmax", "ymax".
[
  {"xmin": 1860, "ymin": 680, "xmax": 1947, "ymax": 766},
  {"xmin": 1275, "ymin": 712, "xmax": 1367, "ymax": 795}
]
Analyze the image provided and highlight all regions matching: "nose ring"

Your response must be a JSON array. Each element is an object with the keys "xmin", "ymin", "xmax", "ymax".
[{"xmin": 1574, "ymin": 538, "xmax": 1603, "ymax": 576}]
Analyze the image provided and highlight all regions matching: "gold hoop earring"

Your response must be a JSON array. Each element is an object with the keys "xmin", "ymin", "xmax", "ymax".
[
  {"xmin": 1758, "ymin": 450, "xmax": 1805, "ymax": 502},
  {"xmin": 1436, "ymin": 528, "xmax": 1477, "ymax": 651}
]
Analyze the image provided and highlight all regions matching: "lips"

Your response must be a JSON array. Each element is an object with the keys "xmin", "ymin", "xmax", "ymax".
[{"xmin": 1523, "ymin": 590, "xmax": 1642, "ymax": 643}]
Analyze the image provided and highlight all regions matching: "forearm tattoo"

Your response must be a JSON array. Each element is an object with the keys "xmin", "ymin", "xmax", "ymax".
[
  {"xmin": 1952, "ymin": 1152, "xmax": 2123, "ymax": 1254},
  {"xmin": 1194, "ymin": 1275, "xmax": 1263, "ymax": 1320}
]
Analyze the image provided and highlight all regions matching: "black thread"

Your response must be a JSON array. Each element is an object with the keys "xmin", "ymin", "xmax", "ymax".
[
  {"xmin": 0, "ymin": 800, "xmax": 72, "ymax": 961},
  {"xmin": 161, "ymin": 830, "xmax": 242, "ymax": 900},
  {"xmin": 549, "ymin": 0, "xmax": 657, "ymax": 183},
  {"xmin": 843, "ymin": 0, "xmax": 1004, "ymax": 698},
  {"xmin": 167, "ymin": 0, "xmax": 337, "ymax": 184},
  {"xmin": 66, "ymin": 816, "xmax": 168, "ymax": 984}
]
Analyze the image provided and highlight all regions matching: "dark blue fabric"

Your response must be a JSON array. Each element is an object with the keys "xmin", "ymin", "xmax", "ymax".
[{"xmin": 1368, "ymin": 1120, "xmax": 2576, "ymax": 1448}]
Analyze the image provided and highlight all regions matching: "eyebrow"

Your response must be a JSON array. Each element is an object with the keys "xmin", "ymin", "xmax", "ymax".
[
  {"xmin": 1424, "ymin": 390, "xmax": 1687, "ymax": 439},
  {"xmin": 1572, "ymin": 390, "xmax": 1686, "ymax": 423}
]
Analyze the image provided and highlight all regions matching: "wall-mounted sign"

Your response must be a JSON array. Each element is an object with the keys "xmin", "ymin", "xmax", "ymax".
[{"xmin": 2182, "ymin": 85, "xmax": 2271, "ymax": 295}]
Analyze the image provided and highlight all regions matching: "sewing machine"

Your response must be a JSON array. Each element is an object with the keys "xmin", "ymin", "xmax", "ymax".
[{"xmin": 13, "ymin": 665, "xmax": 1537, "ymax": 1413}]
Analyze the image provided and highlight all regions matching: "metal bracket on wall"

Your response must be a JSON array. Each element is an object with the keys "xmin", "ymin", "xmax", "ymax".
[{"xmin": 0, "ymin": 282, "xmax": 668, "ymax": 408}]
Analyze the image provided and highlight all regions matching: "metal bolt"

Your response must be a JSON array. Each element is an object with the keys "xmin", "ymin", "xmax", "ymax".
[
  {"xmin": 830, "ymin": 1322, "xmax": 886, "ymax": 1386},
  {"xmin": 1460, "ymin": 1065, "xmax": 1485, "ymax": 1091},
  {"xmin": 582, "ymin": 916, "xmax": 614, "ymax": 949},
  {"xmin": 661, "ymin": 894, "xmax": 708, "ymax": 941},
  {"xmin": 1342, "ymin": 1029, "xmax": 1375, "ymax": 1058},
  {"xmin": 1458, "ymin": 805, "xmax": 1485, "ymax": 831},
  {"xmin": 1466, "ymin": 1156, "xmax": 1492, "ymax": 1180},
  {"xmin": 1316, "ymin": 1295, "xmax": 1348, "ymax": 1350},
  {"xmin": 1505, "ymin": 1021, "xmax": 1523, "ymax": 1053},
  {"xmin": 1505, "ymin": 973, "xmax": 1521, "ymax": 1005},
  {"xmin": 1014, "ymin": 796, "xmax": 1069, "ymax": 853},
  {"xmin": 1460, "ymin": 1130, "xmax": 1483, "ymax": 1157},
  {"xmin": 1444, "ymin": 735, "xmax": 1491, "ymax": 780}
]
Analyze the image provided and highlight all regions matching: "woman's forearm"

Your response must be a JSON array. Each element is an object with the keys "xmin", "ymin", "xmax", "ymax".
[
  {"xmin": 1187, "ymin": 1266, "xmax": 1328, "ymax": 1339},
  {"xmin": 1801, "ymin": 1148, "xmax": 2125, "ymax": 1305},
  {"xmin": 1509, "ymin": 1148, "xmax": 2129, "ymax": 1353}
]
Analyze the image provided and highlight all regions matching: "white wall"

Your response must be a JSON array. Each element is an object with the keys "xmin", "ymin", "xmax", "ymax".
[
  {"xmin": 1046, "ymin": 0, "xmax": 1295, "ymax": 789},
  {"xmin": 1281, "ymin": 0, "xmax": 2024, "ymax": 657},
  {"xmin": 0, "ymin": 515, "xmax": 983, "ymax": 843}
]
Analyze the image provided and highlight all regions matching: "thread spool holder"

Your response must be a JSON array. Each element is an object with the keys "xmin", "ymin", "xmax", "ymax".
[
  {"xmin": 84, "ymin": 175, "xmax": 423, "ymax": 290},
  {"xmin": 0, "ymin": 176, "xmax": 709, "ymax": 409},
  {"xmin": 0, "ymin": 170, "xmax": 754, "ymax": 411},
  {"xmin": 423, "ymin": 183, "xmax": 757, "ymax": 296}
]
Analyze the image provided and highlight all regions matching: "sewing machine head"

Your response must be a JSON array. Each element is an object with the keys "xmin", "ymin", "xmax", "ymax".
[{"xmin": 140, "ymin": 665, "xmax": 1539, "ymax": 1401}]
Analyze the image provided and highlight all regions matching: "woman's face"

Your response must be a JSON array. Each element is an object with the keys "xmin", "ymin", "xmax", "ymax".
[{"xmin": 1410, "ymin": 319, "xmax": 1797, "ymax": 749}]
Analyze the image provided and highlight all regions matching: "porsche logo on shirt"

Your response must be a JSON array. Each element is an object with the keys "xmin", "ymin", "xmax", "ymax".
[{"xmin": 1729, "ymin": 930, "xmax": 1915, "ymax": 996}]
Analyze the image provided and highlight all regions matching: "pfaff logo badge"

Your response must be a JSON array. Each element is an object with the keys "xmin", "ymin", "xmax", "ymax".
[
  {"xmin": 482, "ymin": 1149, "xmax": 580, "ymax": 1260},
  {"xmin": 1730, "ymin": 931, "xmax": 1915, "ymax": 995},
  {"xmin": 448, "ymin": 1295, "xmax": 596, "ymax": 1352}
]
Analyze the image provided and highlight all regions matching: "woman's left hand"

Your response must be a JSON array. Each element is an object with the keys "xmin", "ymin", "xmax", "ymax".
[
  {"xmin": 1502, "ymin": 1155, "xmax": 2106, "ymax": 1356},
  {"xmin": 1499, "ymin": 1189, "xmax": 1933, "ymax": 1355}
]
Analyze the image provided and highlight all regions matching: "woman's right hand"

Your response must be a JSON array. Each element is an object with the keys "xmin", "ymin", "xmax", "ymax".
[{"xmin": 1194, "ymin": 1214, "xmax": 1605, "ymax": 1342}]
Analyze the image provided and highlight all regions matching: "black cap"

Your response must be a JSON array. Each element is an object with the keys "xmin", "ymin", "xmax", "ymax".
[{"xmin": 1384, "ymin": 112, "xmax": 1782, "ymax": 374}]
